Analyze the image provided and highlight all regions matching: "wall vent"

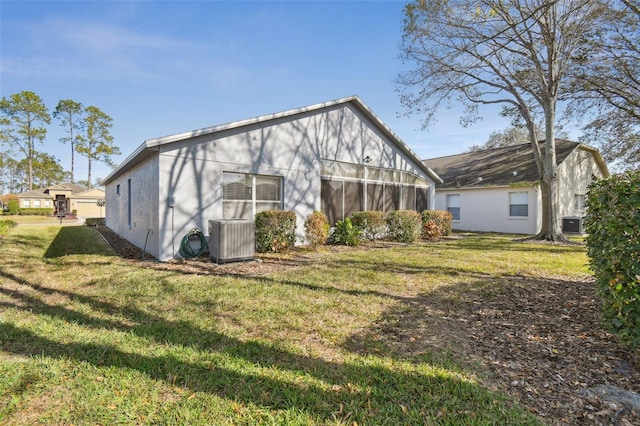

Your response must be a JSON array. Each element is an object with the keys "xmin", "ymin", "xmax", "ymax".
[
  {"xmin": 208, "ymin": 219, "xmax": 255, "ymax": 264},
  {"xmin": 562, "ymin": 216, "xmax": 584, "ymax": 233}
]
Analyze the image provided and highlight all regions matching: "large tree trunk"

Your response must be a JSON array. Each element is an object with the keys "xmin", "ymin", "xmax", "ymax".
[{"xmin": 535, "ymin": 105, "xmax": 565, "ymax": 241}]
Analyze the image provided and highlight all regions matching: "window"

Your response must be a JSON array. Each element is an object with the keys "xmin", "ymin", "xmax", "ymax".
[
  {"xmin": 321, "ymin": 179, "xmax": 363, "ymax": 225},
  {"xmin": 446, "ymin": 194, "xmax": 460, "ymax": 221},
  {"xmin": 223, "ymin": 172, "xmax": 282, "ymax": 219},
  {"xmin": 33, "ymin": 200, "xmax": 41, "ymax": 208},
  {"xmin": 23, "ymin": 200, "xmax": 30, "ymax": 208},
  {"xmin": 574, "ymin": 194, "xmax": 585, "ymax": 213},
  {"xmin": 509, "ymin": 192, "xmax": 529, "ymax": 217},
  {"xmin": 319, "ymin": 159, "xmax": 430, "ymax": 225},
  {"xmin": 44, "ymin": 200, "xmax": 50, "ymax": 207},
  {"xmin": 116, "ymin": 184, "xmax": 120, "ymax": 196},
  {"xmin": 402, "ymin": 185, "xmax": 416, "ymax": 211},
  {"xmin": 416, "ymin": 187, "xmax": 429, "ymax": 212}
]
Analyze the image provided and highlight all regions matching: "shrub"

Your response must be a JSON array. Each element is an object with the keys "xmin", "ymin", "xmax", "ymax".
[
  {"xmin": 304, "ymin": 211, "xmax": 330, "ymax": 249},
  {"xmin": 18, "ymin": 208, "xmax": 54, "ymax": 216},
  {"xmin": 332, "ymin": 217, "xmax": 361, "ymax": 246},
  {"xmin": 351, "ymin": 211, "xmax": 387, "ymax": 241},
  {"xmin": 386, "ymin": 210, "xmax": 422, "ymax": 243},
  {"xmin": 254, "ymin": 210, "xmax": 297, "ymax": 253},
  {"xmin": 7, "ymin": 199, "xmax": 19, "ymax": 215},
  {"xmin": 584, "ymin": 171, "xmax": 640, "ymax": 349},
  {"xmin": 423, "ymin": 220, "xmax": 440, "ymax": 241},
  {"xmin": 85, "ymin": 217, "xmax": 106, "ymax": 227},
  {"xmin": 421, "ymin": 210, "xmax": 453, "ymax": 239},
  {"xmin": 0, "ymin": 220, "xmax": 17, "ymax": 236}
]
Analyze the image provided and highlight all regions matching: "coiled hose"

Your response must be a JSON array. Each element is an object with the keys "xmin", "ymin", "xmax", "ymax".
[{"xmin": 179, "ymin": 228, "xmax": 208, "ymax": 258}]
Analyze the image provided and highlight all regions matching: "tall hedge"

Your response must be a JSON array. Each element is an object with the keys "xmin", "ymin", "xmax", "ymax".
[
  {"xmin": 254, "ymin": 210, "xmax": 297, "ymax": 253},
  {"xmin": 584, "ymin": 171, "xmax": 640, "ymax": 349}
]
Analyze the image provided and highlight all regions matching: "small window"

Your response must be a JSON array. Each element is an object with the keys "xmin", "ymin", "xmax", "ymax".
[
  {"xmin": 509, "ymin": 192, "xmax": 529, "ymax": 217},
  {"xmin": 116, "ymin": 184, "xmax": 120, "ymax": 196},
  {"xmin": 127, "ymin": 179, "xmax": 132, "ymax": 227},
  {"xmin": 446, "ymin": 194, "xmax": 460, "ymax": 221},
  {"xmin": 23, "ymin": 200, "xmax": 30, "ymax": 208},
  {"xmin": 44, "ymin": 200, "xmax": 50, "ymax": 207},
  {"xmin": 574, "ymin": 194, "xmax": 585, "ymax": 212},
  {"xmin": 33, "ymin": 200, "xmax": 41, "ymax": 208}
]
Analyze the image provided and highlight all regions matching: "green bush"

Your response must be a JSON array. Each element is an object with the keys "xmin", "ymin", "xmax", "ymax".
[
  {"xmin": 18, "ymin": 208, "xmax": 54, "ymax": 216},
  {"xmin": 85, "ymin": 217, "xmax": 106, "ymax": 227},
  {"xmin": 421, "ymin": 210, "xmax": 453, "ymax": 239},
  {"xmin": 0, "ymin": 220, "xmax": 17, "ymax": 236},
  {"xmin": 7, "ymin": 199, "xmax": 19, "ymax": 215},
  {"xmin": 254, "ymin": 210, "xmax": 297, "ymax": 253},
  {"xmin": 304, "ymin": 211, "xmax": 330, "ymax": 249},
  {"xmin": 584, "ymin": 171, "xmax": 640, "ymax": 349},
  {"xmin": 332, "ymin": 217, "xmax": 361, "ymax": 246},
  {"xmin": 386, "ymin": 210, "xmax": 422, "ymax": 243},
  {"xmin": 351, "ymin": 211, "xmax": 387, "ymax": 241}
]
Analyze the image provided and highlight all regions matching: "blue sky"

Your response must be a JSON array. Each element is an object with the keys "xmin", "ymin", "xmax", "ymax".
[{"xmin": 1, "ymin": 0, "xmax": 512, "ymax": 185}]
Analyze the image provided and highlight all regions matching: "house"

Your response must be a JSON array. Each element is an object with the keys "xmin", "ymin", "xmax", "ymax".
[
  {"xmin": 102, "ymin": 96, "xmax": 442, "ymax": 261},
  {"xmin": 17, "ymin": 183, "xmax": 106, "ymax": 218},
  {"xmin": 423, "ymin": 139, "xmax": 609, "ymax": 234}
]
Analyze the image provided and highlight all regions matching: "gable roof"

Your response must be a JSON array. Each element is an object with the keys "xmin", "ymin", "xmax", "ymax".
[
  {"xmin": 103, "ymin": 96, "xmax": 442, "ymax": 185},
  {"xmin": 18, "ymin": 188, "xmax": 47, "ymax": 198},
  {"xmin": 17, "ymin": 183, "xmax": 90, "ymax": 198},
  {"xmin": 46, "ymin": 183, "xmax": 88, "ymax": 193},
  {"xmin": 423, "ymin": 139, "xmax": 608, "ymax": 189}
]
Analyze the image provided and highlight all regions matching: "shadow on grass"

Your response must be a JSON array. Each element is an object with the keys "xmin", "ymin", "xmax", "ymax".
[
  {"xmin": 0, "ymin": 268, "xmax": 536, "ymax": 424},
  {"xmin": 342, "ymin": 274, "xmax": 639, "ymax": 423},
  {"xmin": 43, "ymin": 226, "xmax": 116, "ymax": 258}
]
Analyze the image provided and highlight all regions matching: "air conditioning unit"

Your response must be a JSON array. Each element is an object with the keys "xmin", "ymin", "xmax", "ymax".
[
  {"xmin": 208, "ymin": 219, "xmax": 255, "ymax": 264},
  {"xmin": 562, "ymin": 216, "xmax": 584, "ymax": 233}
]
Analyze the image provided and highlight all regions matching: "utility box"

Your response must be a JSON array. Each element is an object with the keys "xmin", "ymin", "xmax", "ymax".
[
  {"xmin": 562, "ymin": 216, "xmax": 584, "ymax": 233},
  {"xmin": 208, "ymin": 219, "xmax": 255, "ymax": 264}
]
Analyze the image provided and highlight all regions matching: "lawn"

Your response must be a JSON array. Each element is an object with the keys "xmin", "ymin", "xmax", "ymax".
[{"xmin": 0, "ymin": 223, "xmax": 630, "ymax": 425}]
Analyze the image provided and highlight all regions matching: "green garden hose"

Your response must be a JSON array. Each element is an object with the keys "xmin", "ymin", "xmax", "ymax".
[{"xmin": 179, "ymin": 228, "xmax": 208, "ymax": 258}]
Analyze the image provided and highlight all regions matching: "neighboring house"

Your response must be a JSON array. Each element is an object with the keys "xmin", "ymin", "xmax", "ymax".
[
  {"xmin": 423, "ymin": 139, "xmax": 610, "ymax": 235},
  {"xmin": 102, "ymin": 96, "xmax": 442, "ymax": 261},
  {"xmin": 17, "ymin": 183, "xmax": 106, "ymax": 218}
]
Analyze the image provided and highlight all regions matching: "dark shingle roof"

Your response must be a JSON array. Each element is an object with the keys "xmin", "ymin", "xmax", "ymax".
[{"xmin": 423, "ymin": 139, "xmax": 580, "ymax": 189}]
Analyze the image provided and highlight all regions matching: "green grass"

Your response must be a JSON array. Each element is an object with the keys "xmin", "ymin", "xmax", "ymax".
[
  {"xmin": 0, "ymin": 220, "xmax": 17, "ymax": 236},
  {"xmin": 0, "ymin": 225, "xmax": 591, "ymax": 425}
]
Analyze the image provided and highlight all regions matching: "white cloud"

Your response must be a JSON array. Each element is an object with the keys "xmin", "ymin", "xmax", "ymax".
[{"xmin": 2, "ymin": 17, "xmax": 206, "ymax": 81}]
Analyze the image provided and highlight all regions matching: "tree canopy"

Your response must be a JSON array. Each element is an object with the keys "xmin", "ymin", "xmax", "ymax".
[
  {"xmin": 398, "ymin": 0, "xmax": 608, "ymax": 240},
  {"xmin": 571, "ymin": 0, "xmax": 640, "ymax": 171},
  {"xmin": 76, "ymin": 106, "xmax": 120, "ymax": 189},
  {"xmin": 0, "ymin": 91, "xmax": 51, "ymax": 191},
  {"xmin": 0, "ymin": 91, "xmax": 120, "ymax": 193}
]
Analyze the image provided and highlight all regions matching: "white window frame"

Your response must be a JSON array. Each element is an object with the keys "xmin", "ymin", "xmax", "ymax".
[
  {"xmin": 509, "ymin": 191, "xmax": 529, "ymax": 218},
  {"xmin": 446, "ymin": 194, "xmax": 460, "ymax": 221}
]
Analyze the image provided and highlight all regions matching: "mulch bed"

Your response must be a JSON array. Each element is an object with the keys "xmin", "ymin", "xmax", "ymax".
[{"xmin": 95, "ymin": 225, "xmax": 640, "ymax": 425}]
